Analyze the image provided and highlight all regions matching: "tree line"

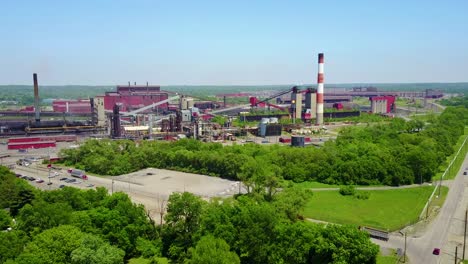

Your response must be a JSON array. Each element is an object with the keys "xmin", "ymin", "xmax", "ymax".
[
  {"xmin": 0, "ymin": 167, "xmax": 379, "ymax": 263},
  {"xmin": 0, "ymin": 166, "xmax": 156, "ymax": 264},
  {"xmin": 60, "ymin": 107, "xmax": 467, "ymax": 186}
]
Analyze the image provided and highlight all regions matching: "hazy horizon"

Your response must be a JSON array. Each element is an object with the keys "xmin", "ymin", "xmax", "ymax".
[{"xmin": 2, "ymin": 82, "xmax": 468, "ymax": 87}]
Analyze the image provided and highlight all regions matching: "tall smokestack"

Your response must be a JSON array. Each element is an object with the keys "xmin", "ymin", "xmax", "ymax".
[
  {"xmin": 316, "ymin": 53, "xmax": 324, "ymax": 125},
  {"xmin": 33, "ymin": 73, "xmax": 40, "ymax": 122}
]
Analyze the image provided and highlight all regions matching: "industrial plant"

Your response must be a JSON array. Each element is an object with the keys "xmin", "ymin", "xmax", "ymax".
[{"xmin": 0, "ymin": 53, "xmax": 444, "ymax": 149}]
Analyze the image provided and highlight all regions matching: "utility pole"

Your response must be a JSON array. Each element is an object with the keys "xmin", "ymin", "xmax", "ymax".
[
  {"xmin": 111, "ymin": 179, "xmax": 114, "ymax": 194},
  {"xmin": 404, "ymin": 232, "xmax": 407, "ymax": 263},
  {"xmin": 464, "ymin": 209, "xmax": 467, "ymax": 260},
  {"xmin": 455, "ymin": 246, "xmax": 458, "ymax": 264},
  {"xmin": 426, "ymin": 199, "xmax": 430, "ymax": 219}
]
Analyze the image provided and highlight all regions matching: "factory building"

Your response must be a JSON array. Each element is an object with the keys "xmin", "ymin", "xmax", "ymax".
[
  {"xmin": 8, "ymin": 141, "xmax": 56, "ymax": 150},
  {"xmin": 370, "ymin": 96, "xmax": 396, "ymax": 114},
  {"xmin": 52, "ymin": 99, "xmax": 92, "ymax": 113},
  {"xmin": 103, "ymin": 85, "xmax": 169, "ymax": 113}
]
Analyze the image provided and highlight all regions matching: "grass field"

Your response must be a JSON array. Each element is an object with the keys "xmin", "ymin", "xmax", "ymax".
[
  {"xmin": 303, "ymin": 186, "xmax": 448, "ymax": 231},
  {"xmin": 376, "ymin": 250, "xmax": 401, "ymax": 264},
  {"xmin": 293, "ymin": 181, "xmax": 386, "ymax": 189},
  {"xmin": 293, "ymin": 181, "xmax": 341, "ymax": 189}
]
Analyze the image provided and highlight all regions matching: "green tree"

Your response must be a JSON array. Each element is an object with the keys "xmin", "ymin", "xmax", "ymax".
[
  {"xmin": 162, "ymin": 192, "xmax": 205, "ymax": 261},
  {"xmin": 268, "ymin": 222, "xmax": 318, "ymax": 264},
  {"xmin": 15, "ymin": 225, "xmax": 85, "ymax": 264},
  {"xmin": 71, "ymin": 234, "xmax": 125, "ymax": 264},
  {"xmin": 16, "ymin": 201, "xmax": 73, "ymax": 235},
  {"xmin": 186, "ymin": 235, "xmax": 239, "ymax": 264},
  {"xmin": 0, "ymin": 209, "xmax": 12, "ymax": 230},
  {"xmin": 311, "ymin": 225, "xmax": 379, "ymax": 264},
  {"xmin": 87, "ymin": 192, "xmax": 157, "ymax": 258},
  {"xmin": 273, "ymin": 186, "xmax": 312, "ymax": 221},
  {"xmin": 231, "ymin": 197, "xmax": 278, "ymax": 263},
  {"xmin": 0, "ymin": 230, "xmax": 28, "ymax": 263},
  {"xmin": 0, "ymin": 166, "xmax": 35, "ymax": 216}
]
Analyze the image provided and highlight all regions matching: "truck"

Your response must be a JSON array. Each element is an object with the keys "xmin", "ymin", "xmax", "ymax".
[{"xmin": 68, "ymin": 169, "xmax": 88, "ymax": 180}]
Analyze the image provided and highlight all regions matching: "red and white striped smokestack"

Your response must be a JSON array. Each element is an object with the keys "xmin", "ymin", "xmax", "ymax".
[{"xmin": 316, "ymin": 53, "xmax": 324, "ymax": 125}]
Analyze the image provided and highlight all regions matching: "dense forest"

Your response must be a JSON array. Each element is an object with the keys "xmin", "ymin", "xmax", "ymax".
[
  {"xmin": 440, "ymin": 95, "xmax": 468, "ymax": 108},
  {"xmin": 61, "ymin": 106, "xmax": 467, "ymax": 186},
  {"xmin": 0, "ymin": 166, "xmax": 378, "ymax": 263}
]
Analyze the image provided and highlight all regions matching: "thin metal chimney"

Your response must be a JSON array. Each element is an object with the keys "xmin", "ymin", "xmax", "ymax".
[
  {"xmin": 33, "ymin": 73, "xmax": 40, "ymax": 122},
  {"xmin": 316, "ymin": 53, "xmax": 324, "ymax": 125}
]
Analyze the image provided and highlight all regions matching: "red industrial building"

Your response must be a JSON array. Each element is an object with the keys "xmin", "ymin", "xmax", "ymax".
[
  {"xmin": 52, "ymin": 99, "xmax": 91, "ymax": 113},
  {"xmin": 50, "ymin": 85, "xmax": 170, "ymax": 114},
  {"xmin": 8, "ymin": 135, "xmax": 77, "ymax": 143},
  {"xmin": 102, "ymin": 85, "xmax": 169, "ymax": 113},
  {"xmin": 8, "ymin": 141, "xmax": 56, "ymax": 150},
  {"xmin": 369, "ymin": 96, "xmax": 396, "ymax": 114}
]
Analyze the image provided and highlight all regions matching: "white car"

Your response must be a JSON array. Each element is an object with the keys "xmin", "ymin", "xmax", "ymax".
[{"xmin": 48, "ymin": 172, "xmax": 60, "ymax": 178}]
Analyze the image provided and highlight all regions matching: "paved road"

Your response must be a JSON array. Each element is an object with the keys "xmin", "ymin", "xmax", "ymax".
[{"xmin": 372, "ymin": 153, "xmax": 468, "ymax": 264}]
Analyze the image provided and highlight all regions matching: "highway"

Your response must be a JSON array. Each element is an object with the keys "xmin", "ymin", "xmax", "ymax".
[{"xmin": 372, "ymin": 153, "xmax": 468, "ymax": 264}]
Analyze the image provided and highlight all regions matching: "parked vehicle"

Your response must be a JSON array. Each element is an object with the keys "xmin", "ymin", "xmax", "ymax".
[
  {"xmin": 59, "ymin": 177, "xmax": 68, "ymax": 181},
  {"xmin": 68, "ymin": 169, "xmax": 88, "ymax": 180}
]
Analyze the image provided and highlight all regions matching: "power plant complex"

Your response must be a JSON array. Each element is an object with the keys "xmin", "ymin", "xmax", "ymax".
[{"xmin": 0, "ymin": 53, "xmax": 444, "ymax": 149}]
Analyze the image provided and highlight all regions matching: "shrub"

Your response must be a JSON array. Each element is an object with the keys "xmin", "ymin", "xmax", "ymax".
[
  {"xmin": 339, "ymin": 186, "xmax": 356, "ymax": 196},
  {"xmin": 355, "ymin": 191, "xmax": 370, "ymax": 200}
]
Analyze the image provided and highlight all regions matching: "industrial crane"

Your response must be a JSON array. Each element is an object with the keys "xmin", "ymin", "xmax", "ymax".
[{"xmin": 250, "ymin": 86, "xmax": 300, "ymax": 112}]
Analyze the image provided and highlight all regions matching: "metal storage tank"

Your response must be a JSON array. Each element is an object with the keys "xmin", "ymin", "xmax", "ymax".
[
  {"xmin": 259, "ymin": 123, "xmax": 267, "ymax": 137},
  {"xmin": 291, "ymin": 135, "xmax": 305, "ymax": 147}
]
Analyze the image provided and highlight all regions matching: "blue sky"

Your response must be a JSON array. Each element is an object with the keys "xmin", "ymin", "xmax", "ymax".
[{"xmin": 0, "ymin": 0, "xmax": 467, "ymax": 85}]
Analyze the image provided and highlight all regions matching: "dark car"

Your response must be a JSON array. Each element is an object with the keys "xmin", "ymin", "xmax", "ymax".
[
  {"xmin": 432, "ymin": 248, "xmax": 440, "ymax": 255},
  {"xmin": 28, "ymin": 177, "xmax": 36, "ymax": 181},
  {"xmin": 59, "ymin": 177, "xmax": 68, "ymax": 181},
  {"xmin": 47, "ymin": 182, "xmax": 53, "ymax": 185},
  {"xmin": 59, "ymin": 185, "xmax": 65, "ymax": 188},
  {"xmin": 15, "ymin": 173, "xmax": 22, "ymax": 178}
]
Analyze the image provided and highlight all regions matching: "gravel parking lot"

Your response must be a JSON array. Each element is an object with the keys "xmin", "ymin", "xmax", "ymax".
[{"xmin": 1, "ymin": 139, "xmax": 241, "ymax": 220}]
